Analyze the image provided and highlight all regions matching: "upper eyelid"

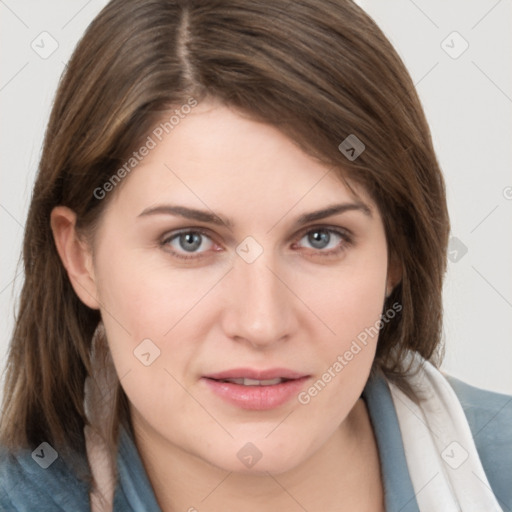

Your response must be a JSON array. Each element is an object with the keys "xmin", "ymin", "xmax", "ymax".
[
  {"xmin": 295, "ymin": 224, "xmax": 352, "ymax": 238},
  {"xmin": 162, "ymin": 226, "xmax": 213, "ymax": 241},
  {"xmin": 161, "ymin": 224, "xmax": 351, "ymax": 238},
  {"xmin": 287, "ymin": 224, "xmax": 353, "ymax": 247},
  {"xmin": 161, "ymin": 224, "xmax": 352, "ymax": 249}
]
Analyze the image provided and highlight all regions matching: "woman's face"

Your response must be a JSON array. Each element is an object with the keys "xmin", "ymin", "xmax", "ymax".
[{"xmin": 85, "ymin": 100, "xmax": 393, "ymax": 473}]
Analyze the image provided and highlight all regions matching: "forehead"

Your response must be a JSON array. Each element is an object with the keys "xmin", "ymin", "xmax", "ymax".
[{"xmin": 107, "ymin": 102, "xmax": 376, "ymax": 222}]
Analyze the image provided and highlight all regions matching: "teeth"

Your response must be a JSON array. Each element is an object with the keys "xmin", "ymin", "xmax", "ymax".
[
  {"xmin": 223, "ymin": 378, "xmax": 245, "ymax": 385},
  {"xmin": 222, "ymin": 377, "xmax": 284, "ymax": 386}
]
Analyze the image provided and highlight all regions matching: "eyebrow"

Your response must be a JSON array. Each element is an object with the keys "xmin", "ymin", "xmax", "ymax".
[{"xmin": 137, "ymin": 202, "xmax": 372, "ymax": 229}]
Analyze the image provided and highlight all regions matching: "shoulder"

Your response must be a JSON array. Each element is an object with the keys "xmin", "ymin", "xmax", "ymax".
[
  {"xmin": 446, "ymin": 375, "xmax": 512, "ymax": 440},
  {"xmin": 446, "ymin": 375, "xmax": 512, "ymax": 509},
  {"xmin": 0, "ymin": 443, "xmax": 90, "ymax": 511}
]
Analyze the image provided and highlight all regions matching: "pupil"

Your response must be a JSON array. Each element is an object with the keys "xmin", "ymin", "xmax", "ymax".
[
  {"xmin": 180, "ymin": 233, "xmax": 201, "ymax": 251},
  {"xmin": 309, "ymin": 230, "xmax": 329, "ymax": 249}
]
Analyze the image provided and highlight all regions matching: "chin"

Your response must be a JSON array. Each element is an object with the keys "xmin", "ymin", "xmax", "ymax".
[{"xmin": 200, "ymin": 436, "xmax": 314, "ymax": 475}]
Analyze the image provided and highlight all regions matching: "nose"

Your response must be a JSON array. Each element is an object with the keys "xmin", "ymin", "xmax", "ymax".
[{"xmin": 220, "ymin": 251, "xmax": 297, "ymax": 350}]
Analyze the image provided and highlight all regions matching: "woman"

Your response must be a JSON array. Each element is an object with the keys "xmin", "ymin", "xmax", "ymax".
[{"xmin": 0, "ymin": 0, "xmax": 510, "ymax": 510}]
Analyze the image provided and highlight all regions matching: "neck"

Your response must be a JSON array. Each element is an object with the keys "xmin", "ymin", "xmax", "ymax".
[{"xmin": 130, "ymin": 398, "xmax": 384, "ymax": 512}]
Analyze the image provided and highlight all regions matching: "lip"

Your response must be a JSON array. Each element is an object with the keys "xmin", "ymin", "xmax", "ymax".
[
  {"xmin": 203, "ymin": 367, "xmax": 308, "ymax": 381},
  {"xmin": 201, "ymin": 368, "xmax": 310, "ymax": 410}
]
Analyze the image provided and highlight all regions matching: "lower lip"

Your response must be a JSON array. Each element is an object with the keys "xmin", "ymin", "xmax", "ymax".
[{"xmin": 202, "ymin": 377, "xmax": 310, "ymax": 410}]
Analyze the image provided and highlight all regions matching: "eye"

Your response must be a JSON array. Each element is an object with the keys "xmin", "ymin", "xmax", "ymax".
[
  {"xmin": 161, "ymin": 229, "xmax": 216, "ymax": 260},
  {"xmin": 160, "ymin": 226, "xmax": 352, "ymax": 261},
  {"xmin": 294, "ymin": 227, "xmax": 352, "ymax": 256}
]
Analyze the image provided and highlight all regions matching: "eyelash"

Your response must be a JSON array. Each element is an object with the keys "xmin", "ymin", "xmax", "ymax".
[{"xmin": 160, "ymin": 226, "xmax": 353, "ymax": 261}]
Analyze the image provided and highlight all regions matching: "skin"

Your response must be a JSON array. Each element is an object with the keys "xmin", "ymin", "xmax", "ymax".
[{"xmin": 52, "ymin": 100, "xmax": 399, "ymax": 511}]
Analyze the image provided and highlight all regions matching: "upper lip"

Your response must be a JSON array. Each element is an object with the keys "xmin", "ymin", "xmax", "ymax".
[{"xmin": 203, "ymin": 368, "xmax": 309, "ymax": 380}]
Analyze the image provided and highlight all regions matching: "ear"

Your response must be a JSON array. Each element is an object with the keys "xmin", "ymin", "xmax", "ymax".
[
  {"xmin": 385, "ymin": 253, "xmax": 402, "ymax": 298},
  {"xmin": 50, "ymin": 206, "xmax": 100, "ymax": 310}
]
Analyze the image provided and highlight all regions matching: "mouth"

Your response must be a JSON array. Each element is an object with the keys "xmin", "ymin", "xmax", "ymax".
[
  {"xmin": 201, "ymin": 368, "xmax": 310, "ymax": 410},
  {"xmin": 211, "ymin": 377, "xmax": 292, "ymax": 386}
]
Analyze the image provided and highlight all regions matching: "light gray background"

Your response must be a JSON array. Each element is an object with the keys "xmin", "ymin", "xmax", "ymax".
[{"xmin": 1, "ymin": 1, "xmax": 511, "ymax": 399}]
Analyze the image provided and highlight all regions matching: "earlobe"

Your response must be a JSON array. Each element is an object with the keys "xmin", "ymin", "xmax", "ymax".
[{"xmin": 50, "ymin": 206, "xmax": 100, "ymax": 310}]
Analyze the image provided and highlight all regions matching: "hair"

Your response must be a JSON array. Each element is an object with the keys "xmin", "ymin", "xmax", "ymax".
[{"xmin": 0, "ymin": 0, "xmax": 449, "ymax": 480}]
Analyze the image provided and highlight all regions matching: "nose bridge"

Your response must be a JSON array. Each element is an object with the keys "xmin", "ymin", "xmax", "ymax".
[{"xmin": 223, "ymin": 249, "xmax": 294, "ymax": 347}]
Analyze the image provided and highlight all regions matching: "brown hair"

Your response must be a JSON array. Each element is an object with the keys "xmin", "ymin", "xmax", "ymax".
[{"xmin": 0, "ymin": 0, "xmax": 449, "ymax": 473}]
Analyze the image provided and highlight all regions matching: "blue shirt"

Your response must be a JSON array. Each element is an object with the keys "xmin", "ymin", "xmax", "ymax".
[{"xmin": 1, "ymin": 373, "xmax": 511, "ymax": 511}]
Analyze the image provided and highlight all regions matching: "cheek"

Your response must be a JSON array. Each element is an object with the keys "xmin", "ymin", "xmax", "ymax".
[
  {"xmin": 298, "ymin": 243, "xmax": 389, "ymax": 403},
  {"xmin": 92, "ymin": 249, "xmax": 208, "ymax": 436},
  {"xmin": 306, "ymin": 246, "xmax": 388, "ymax": 347},
  {"xmin": 91, "ymin": 244, "xmax": 227, "ymax": 391},
  {"xmin": 88, "ymin": 224, "xmax": 391, "ymax": 473},
  {"xmin": 93, "ymin": 245, "xmax": 215, "ymax": 340}
]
